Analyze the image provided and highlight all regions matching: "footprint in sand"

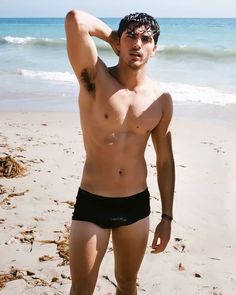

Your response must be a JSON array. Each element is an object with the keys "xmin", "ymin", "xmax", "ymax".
[
  {"xmin": 173, "ymin": 237, "xmax": 186, "ymax": 253},
  {"xmin": 201, "ymin": 141, "xmax": 225, "ymax": 154}
]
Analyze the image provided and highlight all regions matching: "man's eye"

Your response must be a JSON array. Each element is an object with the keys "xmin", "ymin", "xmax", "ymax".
[
  {"xmin": 142, "ymin": 36, "xmax": 152, "ymax": 42},
  {"xmin": 127, "ymin": 33, "xmax": 135, "ymax": 38}
]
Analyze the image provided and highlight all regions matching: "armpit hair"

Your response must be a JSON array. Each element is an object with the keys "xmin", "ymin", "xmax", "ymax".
[{"xmin": 80, "ymin": 69, "xmax": 96, "ymax": 93}]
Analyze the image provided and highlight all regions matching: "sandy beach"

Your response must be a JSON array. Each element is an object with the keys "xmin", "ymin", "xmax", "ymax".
[{"xmin": 0, "ymin": 103, "xmax": 236, "ymax": 294}]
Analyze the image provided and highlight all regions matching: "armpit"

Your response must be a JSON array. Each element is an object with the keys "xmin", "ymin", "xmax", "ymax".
[{"xmin": 80, "ymin": 68, "xmax": 96, "ymax": 93}]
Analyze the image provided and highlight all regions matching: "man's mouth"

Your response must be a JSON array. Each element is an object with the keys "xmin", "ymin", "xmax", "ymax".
[{"xmin": 130, "ymin": 51, "xmax": 142, "ymax": 57}]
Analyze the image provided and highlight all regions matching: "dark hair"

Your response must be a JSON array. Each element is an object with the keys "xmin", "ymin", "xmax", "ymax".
[{"xmin": 118, "ymin": 12, "xmax": 160, "ymax": 44}]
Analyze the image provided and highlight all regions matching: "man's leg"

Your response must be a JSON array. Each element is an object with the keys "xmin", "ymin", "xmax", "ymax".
[
  {"xmin": 69, "ymin": 220, "xmax": 111, "ymax": 295},
  {"xmin": 112, "ymin": 217, "xmax": 149, "ymax": 295}
]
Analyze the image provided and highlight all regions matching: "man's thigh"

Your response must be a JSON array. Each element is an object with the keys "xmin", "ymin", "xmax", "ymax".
[
  {"xmin": 112, "ymin": 217, "xmax": 149, "ymax": 278},
  {"xmin": 69, "ymin": 220, "xmax": 111, "ymax": 283}
]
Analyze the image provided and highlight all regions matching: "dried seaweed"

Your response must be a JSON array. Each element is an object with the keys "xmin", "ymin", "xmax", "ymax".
[
  {"xmin": 0, "ymin": 268, "xmax": 25, "ymax": 289},
  {"xmin": 0, "ymin": 190, "xmax": 29, "ymax": 209},
  {"xmin": 57, "ymin": 237, "xmax": 69, "ymax": 265},
  {"xmin": 0, "ymin": 185, "xmax": 7, "ymax": 195},
  {"xmin": 39, "ymin": 255, "xmax": 54, "ymax": 262},
  {"xmin": 8, "ymin": 190, "xmax": 29, "ymax": 198},
  {"xmin": 62, "ymin": 200, "xmax": 75, "ymax": 209},
  {"xmin": 5, "ymin": 229, "xmax": 35, "ymax": 250},
  {"xmin": 0, "ymin": 267, "xmax": 50, "ymax": 290},
  {"xmin": 0, "ymin": 155, "xmax": 26, "ymax": 178},
  {"xmin": 38, "ymin": 225, "xmax": 70, "ymax": 265}
]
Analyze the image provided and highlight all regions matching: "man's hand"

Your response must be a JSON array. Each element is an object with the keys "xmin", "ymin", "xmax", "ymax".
[
  {"xmin": 151, "ymin": 220, "xmax": 171, "ymax": 254},
  {"xmin": 108, "ymin": 30, "xmax": 120, "ymax": 56}
]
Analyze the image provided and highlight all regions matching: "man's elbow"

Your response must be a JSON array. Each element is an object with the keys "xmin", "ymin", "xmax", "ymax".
[
  {"xmin": 65, "ymin": 10, "xmax": 78, "ymax": 25},
  {"xmin": 65, "ymin": 10, "xmax": 85, "ymax": 28}
]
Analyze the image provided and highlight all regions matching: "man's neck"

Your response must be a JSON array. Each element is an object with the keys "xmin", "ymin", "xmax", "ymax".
[{"xmin": 113, "ymin": 62, "xmax": 148, "ymax": 91}]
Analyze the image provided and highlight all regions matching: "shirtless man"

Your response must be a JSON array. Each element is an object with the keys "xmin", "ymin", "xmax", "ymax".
[{"xmin": 65, "ymin": 10, "xmax": 175, "ymax": 295}]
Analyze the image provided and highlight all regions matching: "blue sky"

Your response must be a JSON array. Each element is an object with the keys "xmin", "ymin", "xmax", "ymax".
[{"xmin": 0, "ymin": 0, "xmax": 236, "ymax": 18}]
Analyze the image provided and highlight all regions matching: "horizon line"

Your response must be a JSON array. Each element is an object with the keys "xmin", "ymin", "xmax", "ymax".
[{"xmin": 0, "ymin": 16, "xmax": 236, "ymax": 19}]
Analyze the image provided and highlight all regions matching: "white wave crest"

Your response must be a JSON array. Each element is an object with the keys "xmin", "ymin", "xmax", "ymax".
[
  {"xmin": 160, "ymin": 82, "xmax": 236, "ymax": 105},
  {"xmin": 4, "ymin": 36, "xmax": 36, "ymax": 45},
  {"xmin": 19, "ymin": 69, "xmax": 76, "ymax": 83},
  {"xmin": 17, "ymin": 70, "xmax": 236, "ymax": 105},
  {"xmin": 157, "ymin": 44, "xmax": 236, "ymax": 59},
  {"xmin": 157, "ymin": 44, "xmax": 187, "ymax": 51},
  {"xmin": 2, "ymin": 36, "xmax": 65, "ymax": 46}
]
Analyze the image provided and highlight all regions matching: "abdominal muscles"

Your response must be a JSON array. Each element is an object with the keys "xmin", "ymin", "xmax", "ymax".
[{"xmin": 80, "ymin": 130, "xmax": 149, "ymax": 197}]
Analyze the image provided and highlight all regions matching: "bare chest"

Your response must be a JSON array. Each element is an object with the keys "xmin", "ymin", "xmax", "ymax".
[{"xmin": 91, "ymin": 90, "xmax": 162, "ymax": 134}]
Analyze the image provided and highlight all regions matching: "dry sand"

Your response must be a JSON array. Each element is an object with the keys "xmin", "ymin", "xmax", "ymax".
[{"xmin": 0, "ymin": 104, "xmax": 236, "ymax": 294}]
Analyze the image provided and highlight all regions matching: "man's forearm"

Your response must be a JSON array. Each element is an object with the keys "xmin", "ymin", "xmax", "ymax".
[
  {"xmin": 157, "ymin": 160, "xmax": 175, "ymax": 217},
  {"xmin": 67, "ymin": 10, "xmax": 112, "ymax": 43}
]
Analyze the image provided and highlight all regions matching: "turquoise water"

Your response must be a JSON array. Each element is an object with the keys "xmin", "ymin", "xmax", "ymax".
[{"xmin": 0, "ymin": 17, "xmax": 236, "ymax": 110}]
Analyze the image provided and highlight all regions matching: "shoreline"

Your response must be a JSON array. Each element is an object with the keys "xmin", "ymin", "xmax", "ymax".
[
  {"xmin": 1, "ymin": 100, "xmax": 236, "ymax": 123},
  {"xmin": 174, "ymin": 101, "xmax": 236, "ymax": 125}
]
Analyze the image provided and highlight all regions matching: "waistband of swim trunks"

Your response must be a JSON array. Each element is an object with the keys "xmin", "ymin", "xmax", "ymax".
[{"xmin": 78, "ymin": 187, "xmax": 150, "ymax": 200}]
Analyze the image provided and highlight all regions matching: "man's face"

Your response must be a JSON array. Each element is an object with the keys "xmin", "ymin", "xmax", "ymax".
[{"xmin": 118, "ymin": 25, "xmax": 157, "ymax": 69}]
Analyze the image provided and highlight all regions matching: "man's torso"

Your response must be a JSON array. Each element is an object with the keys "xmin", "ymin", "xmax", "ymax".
[{"xmin": 79, "ymin": 60, "xmax": 164, "ymax": 196}]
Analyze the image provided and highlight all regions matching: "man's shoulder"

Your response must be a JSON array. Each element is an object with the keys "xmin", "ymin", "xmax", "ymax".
[
  {"xmin": 149, "ymin": 80, "xmax": 172, "ymax": 104},
  {"xmin": 147, "ymin": 81, "xmax": 173, "ymax": 119},
  {"xmin": 159, "ymin": 92, "xmax": 173, "ymax": 106}
]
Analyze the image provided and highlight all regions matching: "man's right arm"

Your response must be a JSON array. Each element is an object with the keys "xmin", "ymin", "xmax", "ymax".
[{"xmin": 65, "ymin": 10, "xmax": 115, "ymax": 84}]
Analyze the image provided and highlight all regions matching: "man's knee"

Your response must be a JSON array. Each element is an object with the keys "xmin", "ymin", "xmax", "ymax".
[{"xmin": 115, "ymin": 273, "xmax": 137, "ymax": 294}]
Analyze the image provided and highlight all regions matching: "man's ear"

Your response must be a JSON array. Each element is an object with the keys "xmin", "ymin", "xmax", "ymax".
[
  {"xmin": 116, "ymin": 39, "xmax": 121, "ymax": 51},
  {"xmin": 115, "ymin": 39, "xmax": 121, "ymax": 56},
  {"xmin": 150, "ymin": 44, "xmax": 157, "ymax": 57},
  {"xmin": 110, "ymin": 31, "xmax": 120, "ymax": 56}
]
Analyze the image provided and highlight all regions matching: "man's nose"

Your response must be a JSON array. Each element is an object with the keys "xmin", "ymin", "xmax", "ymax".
[{"xmin": 133, "ymin": 37, "xmax": 142, "ymax": 48}]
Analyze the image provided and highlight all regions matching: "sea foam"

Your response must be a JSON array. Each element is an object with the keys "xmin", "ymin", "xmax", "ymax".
[
  {"xmin": 18, "ymin": 69, "xmax": 77, "ymax": 83},
  {"xmin": 161, "ymin": 82, "xmax": 236, "ymax": 105},
  {"xmin": 17, "ymin": 69, "xmax": 236, "ymax": 105},
  {"xmin": 1, "ymin": 36, "xmax": 65, "ymax": 46}
]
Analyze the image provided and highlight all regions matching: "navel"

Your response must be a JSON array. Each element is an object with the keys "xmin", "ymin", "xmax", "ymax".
[
  {"xmin": 104, "ymin": 113, "xmax": 109, "ymax": 119},
  {"xmin": 118, "ymin": 170, "xmax": 123, "ymax": 175}
]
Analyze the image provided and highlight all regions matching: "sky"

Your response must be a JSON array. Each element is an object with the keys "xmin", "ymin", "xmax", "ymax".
[{"xmin": 0, "ymin": 0, "xmax": 236, "ymax": 18}]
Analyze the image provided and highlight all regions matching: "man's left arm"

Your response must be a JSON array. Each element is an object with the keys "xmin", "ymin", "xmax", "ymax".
[{"xmin": 150, "ymin": 92, "xmax": 175, "ymax": 254}]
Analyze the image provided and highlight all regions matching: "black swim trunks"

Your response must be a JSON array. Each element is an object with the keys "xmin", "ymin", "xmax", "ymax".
[{"xmin": 72, "ymin": 187, "xmax": 150, "ymax": 229}]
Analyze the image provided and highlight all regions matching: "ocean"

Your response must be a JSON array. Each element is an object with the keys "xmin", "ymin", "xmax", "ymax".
[{"xmin": 0, "ymin": 17, "xmax": 236, "ymax": 111}]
